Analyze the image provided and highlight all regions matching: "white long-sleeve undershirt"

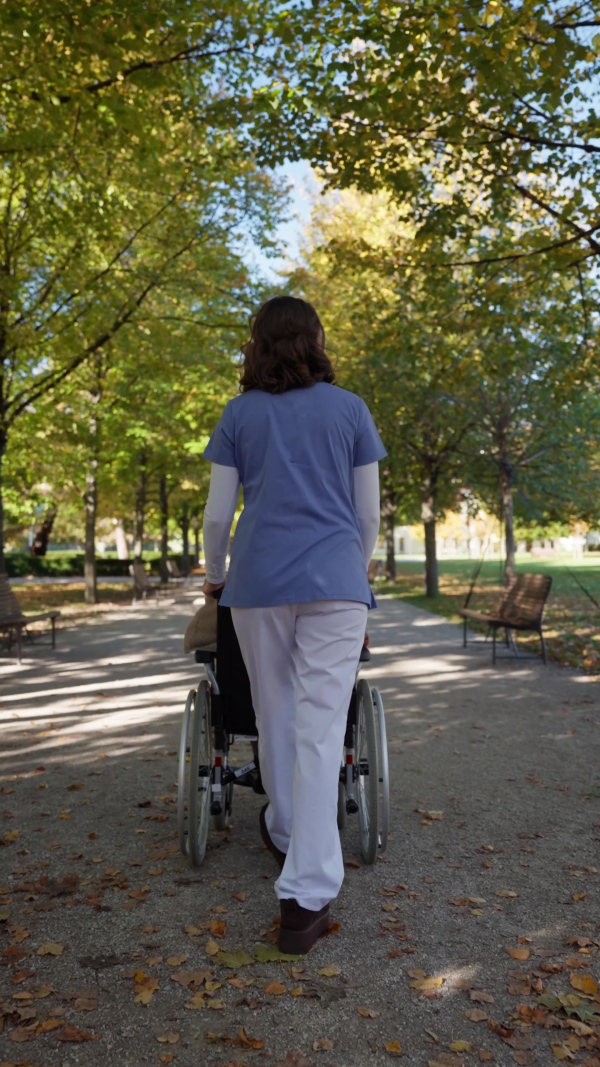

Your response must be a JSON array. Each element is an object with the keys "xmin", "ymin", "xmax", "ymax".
[{"xmin": 202, "ymin": 461, "xmax": 381, "ymax": 585}]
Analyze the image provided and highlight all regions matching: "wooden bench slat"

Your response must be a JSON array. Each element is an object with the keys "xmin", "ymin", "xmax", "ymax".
[{"xmin": 459, "ymin": 573, "xmax": 552, "ymax": 664}]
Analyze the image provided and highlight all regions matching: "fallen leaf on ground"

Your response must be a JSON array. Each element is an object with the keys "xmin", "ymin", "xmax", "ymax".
[
  {"xmin": 450, "ymin": 1041, "xmax": 474, "ymax": 1052},
  {"xmin": 157, "ymin": 1032, "xmax": 180, "ymax": 1044},
  {"xmin": 166, "ymin": 955, "xmax": 187, "ymax": 966},
  {"xmin": 265, "ymin": 980, "xmax": 286, "ymax": 995},
  {"xmin": 357, "ymin": 1006, "xmax": 380, "ymax": 1018},
  {"xmin": 37, "ymin": 942, "xmax": 64, "ymax": 956},
  {"xmin": 551, "ymin": 1044, "xmax": 575, "ymax": 1061},
  {"xmin": 134, "ymin": 976, "xmax": 159, "ymax": 1004},
  {"xmin": 215, "ymin": 949, "xmax": 256, "ymax": 968},
  {"xmin": 506, "ymin": 947, "xmax": 530, "ymax": 960},
  {"xmin": 37, "ymin": 1018, "xmax": 66, "ymax": 1033},
  {"xmin": 254, "ymin": 943, "xmax": 301, "ymax": 963},
  {"xmin": 232, "ymin": 891, "xmax": 246, "ymax": 902},
  {"xmin": 469, "ymin": 991, "xmax": 494, "ymax": 1004},
  {"xmin": 318, "ymin": 965, "xmax": 341, "ymax": 977},
  {"xmin": 210, "ymin": 920, "xmax": 227, "ymax": 939},
  {"xmin": 237, "ymin": 1027, "xmax": 265, "ymax": 1049},
  {"xmin": 205, "ymin": 939, "xmax": 220, "ymax": 956},
  {"xmin": 411, "ymin": 977, "xmax": 443, "ymax": 991},
  {"xmin": 56, "ymin": 1025, "xmax": 98, "ymax": 1041},
  {"xmin": 427, "ymin": 1055, "xmax": 464, "ymax": 1067},
  {"xmin": 385, "ymin": 1040, "xmax": 403, "ymax": 1055},
  {"xmin": 313, "ymin": 1037, "xmax": 334, "ymax": 1051},
  {"xmin": 570, "ymin": 973, "xmax": 598, "ymax": 996},
  {"xmin": 465, "ymin": 1009, "xmax": 488, "ymax": 1022}
]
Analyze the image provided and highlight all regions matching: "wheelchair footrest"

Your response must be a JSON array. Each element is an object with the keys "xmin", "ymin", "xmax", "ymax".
[
  {"xmin": 210, "ymin": 800, "xmax": 222, "ymax": 816},
  {"xmin": 346, "ymin": 798, "xmax": 359, "ymax": 815}
]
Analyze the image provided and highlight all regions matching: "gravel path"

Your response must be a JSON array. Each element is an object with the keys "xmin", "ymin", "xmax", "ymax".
[{"xmin": 1, "ymin": 596, "xmax": 599, "ymax": 1067}]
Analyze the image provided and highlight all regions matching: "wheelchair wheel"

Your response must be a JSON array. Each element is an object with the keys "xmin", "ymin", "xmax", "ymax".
[
  {"xmin": 356, "ymin": 678, "xmax": 380, "ymax": 864},
  {"xmin": 372, "ymin": 687, "xmax": 389, "ymax": 853},
  {"xmin": 337, "ymin": 778, "xmax": 347, "ymax": 830},
  {"xmin": 188, "ymin": 680, "xmax": 213, "ymax": 867},
  {"xmin": 213, "ymin": 781, "xmax": 233, "ymax": 831},
  {"xmin": 177, "ymin": 688, "xmax": 196, "ymax": 856}
]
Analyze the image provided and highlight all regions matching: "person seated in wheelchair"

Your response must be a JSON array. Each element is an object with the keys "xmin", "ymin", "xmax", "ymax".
[{"xmin": 202, "ymin": 295, "xmax": 386, "ymax": 954}]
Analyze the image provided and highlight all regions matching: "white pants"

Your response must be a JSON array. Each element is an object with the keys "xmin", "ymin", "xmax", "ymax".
[{"xmin": 231, "ymin": 600, "xmax": 368, "ymax": 911}]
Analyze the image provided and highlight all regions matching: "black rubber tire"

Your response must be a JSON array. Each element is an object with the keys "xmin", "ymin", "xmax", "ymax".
[
  {"xmin": 356, "ymin": 678, "xmax": 380, "ymax": 864},
  {"xmin": 188, "ymin": 681, "xmax": 212, "ymax": 867}
]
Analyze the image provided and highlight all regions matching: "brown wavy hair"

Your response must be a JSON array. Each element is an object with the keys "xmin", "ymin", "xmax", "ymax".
[{"xmin": 239, "ymin": 295, "xmax": 335, "ymax": 394}]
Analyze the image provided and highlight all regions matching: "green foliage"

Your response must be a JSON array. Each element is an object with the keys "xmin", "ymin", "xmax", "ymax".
[{"xmin": 261, "ymin": 1, "xmax": 600, "ymax": 267}]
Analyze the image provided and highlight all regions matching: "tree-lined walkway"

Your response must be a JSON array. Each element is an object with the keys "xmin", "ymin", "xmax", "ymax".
[{"xmin": 1, "ymin": 599, "xmax": 599, "ymax": 1066}]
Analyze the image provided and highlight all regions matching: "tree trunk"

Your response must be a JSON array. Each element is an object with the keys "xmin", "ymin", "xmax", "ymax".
[
  {"xmin": 134, "ymin": 452, "xmax": 147, "ymax": 563},
  {"xmin": 381, "ymin": 485, "xmax": 396, "ymax": 580},
  {"xmin": 499, "ymin": 459, "xmax": 516, "ymax": 582},
  {"xmin": 421, "ymin": 478, "xmax": 438, "ymax": 598},
  {"xmin": 159, "ymin": 473, "xmax": 169, "ymax": 582},
  {"xmin": 30, "ymin": 505, "xmax": 58, "ymax": 557},
  {"xmin": 180, "ymin": 503, "xmax": 190, "ymax": 576},
  {"xmin": 0, "ymin": 430, "xmax": 6, "ymax": 574},
  {"xmin": 84, "ymin": 463, "xmax": 98, "ymax": 604},
  {"xmin": 191, "ymin": 513, "xmax": 200, "ymax": 567}
]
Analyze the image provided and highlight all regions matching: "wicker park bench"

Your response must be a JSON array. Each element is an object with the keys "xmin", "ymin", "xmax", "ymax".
[
  {"xmin": 459, "ymin": 572, "xmax": 553, "ymax": 665},
  {"xmin": 0, "ymin": 574, "xmax": 60, "ymax": 664}
]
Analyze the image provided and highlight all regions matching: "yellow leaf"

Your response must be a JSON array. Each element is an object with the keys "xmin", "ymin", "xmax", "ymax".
[
  {"xmin": 318, "ymin": 965, "xmax": 341, "ymax": 977},
  {"xmin": 313, "ymin": 1037, "xmax": 334, "ymax": 1051},
  {"xmin": 265, "ymin": 980, "xmax": 286, "ymax": 995},
  {"xmin": 450, "ymin": 1040, "xmax": 474, "ymax": 1052},
  {"xmin": 385, "ymin": 1040, "xmax": 403, "ymax": 1055},
  {"xmin": 37, "ymin": 1018, "xmax": 66, "ymax": 1033},
  {"xmin": 410, "ymin": 977, "xmax": 443, "ymax": 991},
  {"xmin": 505, "ymin": 947, "xmax": 530, "ymax": 960},
  {"xmin": 570, "ymin": 973, "xmax": 598, "ymax": 996},
  {"xmin": 204, "ymin": 981, "xmax": 222, "ymax": 994},
  {"xmin": 37, "ymin": 942, "xmax": 64, "ymax": 956},
  {"xmin": 357, "ymin": 1007, "xmax": 380, "ymax": 1018},
  {"xmin": 184, "ymin": 992, "xmax": 206, "ymax": 1010},
  {"xmin": 205, "ymin": 939, "xmax": 219, "ymax": 956},
  {"xmin": 551, "ymin": 1044, "xmax": 575, "ymax": 1061},
  {"xmin": 156, "ymin": 1032, "xmax": 180, "ymax": 1044},
  {"xmin": 206, "ymin": 998, "xmax": 226, "ymax": 1009}
]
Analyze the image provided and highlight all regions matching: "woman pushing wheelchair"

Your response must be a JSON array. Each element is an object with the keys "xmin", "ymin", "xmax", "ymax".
[{"xmin": 201, "ymin": 295, "xmax": 386, "ymax": 954}]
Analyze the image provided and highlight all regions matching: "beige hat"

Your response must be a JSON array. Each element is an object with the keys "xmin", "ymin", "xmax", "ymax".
[{"xmin": 183, "ymin": 595, "xmax": 218, "ymax": 653}]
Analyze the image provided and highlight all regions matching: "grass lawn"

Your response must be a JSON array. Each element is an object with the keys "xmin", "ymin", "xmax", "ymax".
[{"xmin": 376, "ymin": 556, "xmax": 600, "ymax": 674}]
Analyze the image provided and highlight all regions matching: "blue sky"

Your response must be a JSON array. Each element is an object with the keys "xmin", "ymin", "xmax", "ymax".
[{"xmin": 251, "ymin": 160, "xmax": 320, "ymax": 283}]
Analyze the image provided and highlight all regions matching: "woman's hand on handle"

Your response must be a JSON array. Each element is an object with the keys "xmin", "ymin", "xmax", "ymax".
[{"xmin": 203, "ymin": 579, "xmax": 225, "ymax": 598}]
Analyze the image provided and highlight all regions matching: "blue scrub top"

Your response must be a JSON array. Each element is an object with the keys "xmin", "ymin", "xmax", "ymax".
[{"xmin": 203, "ymin": 382, "xmax": 387, "ymax": 609}]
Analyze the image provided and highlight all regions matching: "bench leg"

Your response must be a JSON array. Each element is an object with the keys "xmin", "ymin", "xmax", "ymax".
[
  {"xmin": 463, "ymin": 617, "xmax": 467, "ymax": 648},
  {"xmin": 51, "ymin": 617, "xmax": 56, "ymax": 650},
  {"xmin": 492, "ymin": 626, "xmax": 497, "ymax": 666},
  {"xmin": 17, "ymin": 626, "xmax": 22, "ymax": 665},
  {"xmin": 540, "ymin": 630, "xmax": 547, "ymax": 665}
]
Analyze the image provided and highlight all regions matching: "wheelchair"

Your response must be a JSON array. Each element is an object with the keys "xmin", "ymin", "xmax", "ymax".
[{"xmin": 177, "ymin": 600, "xmax": 390, "ymax": 867}]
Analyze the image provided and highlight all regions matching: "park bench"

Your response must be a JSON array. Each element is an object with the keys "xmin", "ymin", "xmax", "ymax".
[
  {"xmin": 0, "ymin": 574, "xmax": 60, "ymax": 664},
  {"xmin": 129, "ymin": 561, "xmax": 164, "ymax": 604},
  {"xmin": 166, "ymin": 559, "xmax": 190, "ymax": 585},
  {"xmin": 459, "ymin": 572, "xmax": 552, "ymax": 665}
]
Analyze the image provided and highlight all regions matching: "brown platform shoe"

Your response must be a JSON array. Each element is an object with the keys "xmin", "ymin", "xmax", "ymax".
[
  {"xmin": 279, "ymin": 898, "xmax": 330, "ymax": 955},
  {"xmin": 259, "ymin": 804, "xmax": 286, "ymax": 870}
]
